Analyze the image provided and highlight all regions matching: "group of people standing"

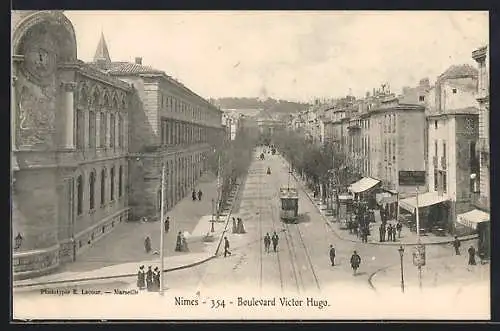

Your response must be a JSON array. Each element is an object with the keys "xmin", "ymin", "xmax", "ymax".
[
  {"xmin": 232, "ymin": 217, "xmax": 246, "ymax": 234},
  {"xmin": 379, "ymin": 221, "xmax": 402, "ymax": 242},
  {"xmin": 192, "ymin": 189, "xmax": 203, "ymax": 201},
  {"xmin": 263, "ymin": 232, "xmax": 280, "ymax": 253},
  {"xmin": 453, "ymin": 236, "xmax": 478, "ymax": 266},
  {"xmin": 136, "ymin": 265, "xmax": 161, "ymax": 291}
]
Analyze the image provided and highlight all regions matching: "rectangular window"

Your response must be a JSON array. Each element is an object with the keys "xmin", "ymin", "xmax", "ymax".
[
  {"xmin": 100, "ymin": 112, "xmax": 107, "ymax": 148},
  {"xmin": 419, "ymin": 96, "xmax": 425, "ymax": 102},
  {"xmin": 442, "ymin": 171, "xmax": 447, "ymax": 193},
  {"xmin": 161, "ymin": 119, "xmax": 165, "ymax": 145},
  {"xmin": 76, "ymin": 110, "xmax": 85, "ymax": 149},
  {"xmin": 110, "ymin": 114, "xmax": 115, "ymax": 148},
  {"xmin": 434, "ymin": 170, "xmax": 438, "ymax": 190},
  {"xmin": 118, "ymin": 115, "xmax": 123, "ymax": 148},
  {"xmin": 452, "ymin": 88, "xmax": 457, "ymax": 94},
  {"xmin": 443, "ymin": 141, "xmax": 446, "ymax": 159},
  {"xmin": 434, "ymin": 140, "xmax": 438, "ymax": 157}
]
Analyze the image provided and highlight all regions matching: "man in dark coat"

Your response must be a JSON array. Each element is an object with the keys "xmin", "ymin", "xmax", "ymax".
[
  {"xmin": 387, "ymin": 224, "xmax": 393, "ymax": 242},
  {"xmin": 224, "ymin": 236, "xmax": 231, "ymax": 257},
  {"xmin": 192, "ymin": 190, "xmax": 197, "ymax": 201},
  {"xmin": 453, "ymin": 236, "xmax": 461, "ymax": 255},
  {"xmin": 264, "ymin": 233, "xmax": 271, "ymax": 253},
  {"xmin": 350, "ymin": 251, "xmax": 361, "ymax": 275},
  {"xmin": 153, "ymin": 267, "xmax": 161, "ymax": 291},
  {"xmin": 175, "ymin": 232, "xmax": 182, "ymax": 252},
  {"xmin": 146, "ymin": 266, "xmax": 153, "ymax": 291},
  {"xmin": 468, "ymin": 246, "xmax": 477, "ymax": 265},
  {"xmin": 379, "ymin": 224, "xmax": 384, "ymax": 242},
  {"xmin": 144, "ymin": 236, "xmax": 151, "ymax": 253},
  {"xmin": 137, "ymin": 265, "xmax": 146, "ymax": 290},
  {"xmin": 329, "ymin": 245, "xmax": 336, "ymax": 266},
  {"xmin": 396, "ymin": 221, "xmax": 403, "ymax": 238},
  {"xmin": 198, "ymin": 189, "xmax": 203, "ymax": 201},
  {"xmin": 272, "ymin": 232, "xmax": 279, "ymax": 252},
  {"xmin": 164, "ymin": 216, "xmax": 170, "ymax": 233}
]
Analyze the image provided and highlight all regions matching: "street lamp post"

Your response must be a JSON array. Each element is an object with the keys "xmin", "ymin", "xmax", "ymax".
[
  {"xmin": 398, "ymin": 245, "xmax": 405, "ymax": 293},
  {"xmin": 415, "ymin": 187, "xmax": 423, "ymax": 290}
]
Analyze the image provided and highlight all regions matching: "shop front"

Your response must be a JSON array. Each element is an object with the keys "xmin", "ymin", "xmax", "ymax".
[
  {"xmin": 456, "ymin": 209, "xmax": 490, "ymax": 259},
  {"xmin": 399, "ymin": 192, "xmax": 450, "ymax": 235},
  {"xmin": 348, "ymin": 177, "xmax": 381, "ymax": 209},
  {"xmin": 376, "ymin": 191, "xmax": 398, "ymax": 222}
]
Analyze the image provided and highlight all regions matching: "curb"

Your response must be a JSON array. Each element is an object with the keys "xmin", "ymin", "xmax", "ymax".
[
  {"xmin": 288, "ymin": 166, "xmax": 478, "ymax": 247},
  {"xmin": 14, "ymin": 176, "xmax": 247, "ymax": 290}
]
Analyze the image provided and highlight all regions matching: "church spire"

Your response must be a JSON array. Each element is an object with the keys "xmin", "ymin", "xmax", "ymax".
[{"xmin": 93, "ymin": 31, "xmax": 111, "ymax": 63}]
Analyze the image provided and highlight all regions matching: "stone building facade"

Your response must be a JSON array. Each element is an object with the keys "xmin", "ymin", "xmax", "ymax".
[
  {"xmin": 11, "ymin": 11, "xmax": 223, "ymax": 279},
  {"xmin": 368, "ymin": 99, "xmax": 426, "ymax": 195},
  {"xmin": 11, "ymin": 11, "xmax": 132, "ymax": 279},
  {"xmin": 89, "ymin": 34, "xmax": 223, "ymax": 221},
  {"xmin": 472, "ymin": 46, "xmax": 489, "ymax": 212}
]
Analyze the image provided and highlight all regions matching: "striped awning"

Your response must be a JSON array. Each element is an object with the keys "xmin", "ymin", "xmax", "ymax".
[{"xmin": 456, "ymin": 209, "xmax": 489, "ymax": 230}]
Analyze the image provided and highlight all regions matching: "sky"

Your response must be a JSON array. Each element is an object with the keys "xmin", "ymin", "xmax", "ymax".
[{"xmin": 64, "ymin": 11, "xmax": 488, "ymax": 103}]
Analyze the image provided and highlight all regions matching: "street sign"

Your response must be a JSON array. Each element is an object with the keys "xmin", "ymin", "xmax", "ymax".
[
  {"xmin": 412, "ymin": 244, "xmax": 426, "ymax": 267},
  {"xmin": 399, "ymin": 171, "xmax": 426, "ymax": 186}
]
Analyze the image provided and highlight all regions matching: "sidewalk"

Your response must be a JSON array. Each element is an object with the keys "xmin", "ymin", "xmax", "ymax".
[
  {"xmin": 294, "ymin": 172, "xmax": 478, "ymax": 247},
  {"xmin": 14, "ymin": 172, "xmax": 241, "ymax": 288},
  {"xmin": 370, "ymin": 254, "xmax": 490, "ymax": 291}
]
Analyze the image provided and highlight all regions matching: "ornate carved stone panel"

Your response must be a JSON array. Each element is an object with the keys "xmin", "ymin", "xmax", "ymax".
[{"xmin": 17, "ymin": 83, "xmax": 56, "ymax": 148}]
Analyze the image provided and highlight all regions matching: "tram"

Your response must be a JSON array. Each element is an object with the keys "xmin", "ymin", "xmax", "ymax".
[{"xmin": 279, "ymin": 187, "xmax": 299, "ymax": 223}]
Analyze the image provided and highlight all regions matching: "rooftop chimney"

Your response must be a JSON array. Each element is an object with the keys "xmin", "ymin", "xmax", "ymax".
[{"xmin": 135, "ymin": 57, "xmax": 142, "ymax": 65}]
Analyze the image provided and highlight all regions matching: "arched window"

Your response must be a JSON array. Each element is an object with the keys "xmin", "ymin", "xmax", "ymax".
[
  {"xmin": 100, "ymin": 112, "xmax": 107, "ymax": 148},
  {"xmin": 76, "ymin": 109, "xmax": 84, "ymax": 149},
  {"xmin": 101, "ymin": 169, "xmax": 106, "ymax": 206},
  {"xmin": 89, "ymin": 171, "xmax": 96, "ymax": 210},
  {"xmin": 77, "ymin": 175, "xmax": 83, "ymax": 215},
  {"xmin": 119, "ymin": 165, "xmax": 123, "ymax": 198},
  {"xmin": 110, "ymin": 166, "xmax": 115, "ymax": 201}
]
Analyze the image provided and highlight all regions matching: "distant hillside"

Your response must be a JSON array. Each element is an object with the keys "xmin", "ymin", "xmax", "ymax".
[{"xmin": 214, "ymin": 97, "xmax": 310, "ymax": 114}]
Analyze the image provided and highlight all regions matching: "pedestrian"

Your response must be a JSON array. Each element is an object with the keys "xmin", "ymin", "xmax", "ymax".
[
  {"xmin": 146, "ymin": 266, "xmax": 153, "ymax": 291},
  {"xmin": 272, "ymin": 231, "xmax": 279, "ymax": 252},
  {"xmin": 468, "ymin": 246, "xmax": 477, "ymax": 265},
  {"xmin": 198, "ymin": 189, "xmax": 203, "ymax": 201},
  {"xmin": 224, "ymin": 236, "xmax": 231, "ymax": 257},
  {"xmin": 396, "ymin": 221, "xmax": 402, "ymax": 239},
  {"xmin": 387, "ymin": 224, "xmax": 393, "ymax": 243},
  {"xmin": 181, "ymin": 233, "xmax": 189, "ymax": 252},
  {"xmin": 136, "ymin": 265, "xmax": 146, "ymax": 290},
  {"xmin": 362, "ymin": 227, "xmax": 368, "ymax": 243},
  {"xmin": 453, "ymin": 236, "xmax": 461, "ymax": 255},
  {"xmin": 392, "ymin": 224, "xmax": 397, "ymax": 242},
  {"xmin": 264, "ymin": 233, "xmax": 271, "ymax": 253},
  {"xmin": 382, "ymin": 223, "xmax": 386, "ymax": 242},
  {"xmin": 192, "ymin": 190, "xmax": 197, "ymax": 201},
  {"xmin": 379, "ymin": 224, "xmax": 384, "ymax": 242},
  {"xmin": 329, "ymin": 245, "xmax": 336, "ymax": 266},
  {"xmin": 144, "ymin": 236, "xmax": 151, "ymax": 253},
  {"xmin": 350, "ymin": 250, "xmax": 361, "ymax": 275},
  {"xmin": 232, "ymin": 217, "xmax": 237, "ymax": 234},
  {"xmin": 153, "ymin": 267, "xmax": 161, "ymax": 291},
  {"xmin": 164, "ymin": 216, "xmax": 170, "ymax": 233},
  {"xmin": 175, "ymin": 231, "xmax": 182, "ymax": 252},
  {"xmin": 237, "ymin": 218, "xmax": 246, "ymax": 234}
]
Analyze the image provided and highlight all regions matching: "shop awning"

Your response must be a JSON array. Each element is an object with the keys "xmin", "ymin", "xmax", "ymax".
[
  {"xmin": 349, "ymin": 177, "xmax": 380, "ymax": 194},
  {"xmin": 399, "ymin": 192, "xmax": 449, "ymax": 213},
  {"xmin": 376, "ymin": 192, "xmax": 397, "ymax": 205},
  {"xmin": 456, "ymin": 209, "xmax": 490, "ymax": 230}
]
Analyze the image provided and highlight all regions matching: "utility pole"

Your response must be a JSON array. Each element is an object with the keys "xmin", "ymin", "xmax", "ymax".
[
  {"xmin": 415, "ymin": 186, "xmax": 423, "ymax": 290},
  {"xmin": 159, "ymin": 164, "xmax": 166, "ymax": 295},
  {"xmin": 216, "ymin": 149, "xmax": 222, "ymax": 222}
]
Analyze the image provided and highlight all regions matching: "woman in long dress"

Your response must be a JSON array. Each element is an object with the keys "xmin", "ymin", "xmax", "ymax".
[{"xmin": 144, "ymin": 236, "xmax": 151, "ymax": 253}]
